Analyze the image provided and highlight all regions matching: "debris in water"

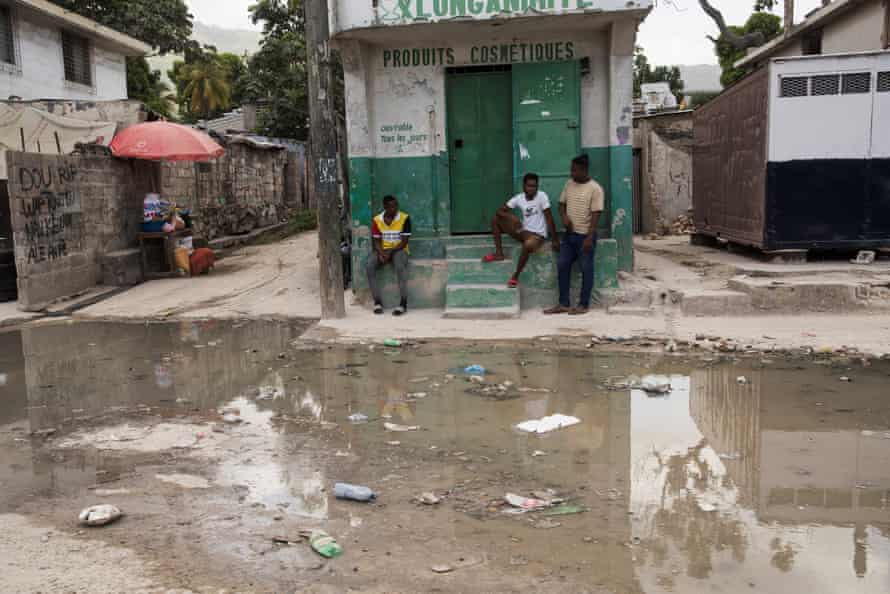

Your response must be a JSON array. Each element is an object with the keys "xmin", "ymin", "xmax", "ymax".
[
  {"xmin": 464, "ymin": 364, "xmax": 486, "ymax": 375},
  {"xmin": 543, "ymin": 504, "xmax": 587, "ymax": 517},
  {"xmin": 736, "ymin": 376, "xmax": 748, "ymax": 385},
  {"xmin": 516, "ymin": 414, "xmax": 581, "ymax": 434},
  {"xmin": 409, "ymin": 376, "xmax": 430, "ymax": 383},
  {"xmin": 348, "ymin": 413, "xmax": 369, "ymax": 424},
  {"xmin": 719, "ymin": 452, "xmax": 743, "ymax": 460},
  {"xmin": 384, "ymin": 422, "xmax": 419, "ymax": 432},
  {"xmin": 385, "ymin": 441, "xmax": 401, "ymax": 446},
  {"xmin": 469, "ymin": 375, "xmax": 486, "ymax": 384},
  {"xmin": 840, "ymin": 376, "xmax": 852, "ymax": 382},
  {"xmin": 383, "ymin": 338, "xmax": 402, "ymax": 348},
  {"xmin": 302, "ymin": 530, "xmax": 343, "ymax": 558},
  {"xmin": 155, "ymin": 474, "xmax": 210, "ymax": 489},
  {"xmin": 334, "ymin": 483, "xmax": 376, "ymax": 502},
  {"xmin": 407, "ymin": 392, "xmax": 428, "ymax": 399},
  {"xmin": 531, "ymin": 450, "xmax": 547, "ymax": 457},
  {"xmin": 417, "ymin": 492, "xmax": 441, "ymax": 505},
  {"xmin": 431, "ymin": 564, "xmax": 454, "ymax": 574},
  {"xmin": 518, "ymin": 387, "xmax": 551, "ymax": 394},
  {"xmin": 504, "ymin": 493, "xmax": 557, "ymax": 512},
  {"xmin": 79, "ymin": 505, "xmax": 124, "ymax": 527},
  {"xmin": 638, "ymin": 376, "xmax": 671, "ymax": 395}
]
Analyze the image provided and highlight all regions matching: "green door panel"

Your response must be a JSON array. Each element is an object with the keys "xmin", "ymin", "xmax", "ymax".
[
  {"xmin": 512, "ymin": 61, "xmax": 581, "ymax": 230},
  {"xmin": 447, "ymin": 71, "xmax": 513, "ymax": 234}
]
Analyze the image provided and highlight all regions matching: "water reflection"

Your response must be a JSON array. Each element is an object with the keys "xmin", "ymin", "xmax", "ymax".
[{"xmin": 0, "ymin": 322, "xmax": 888, "ymax": 592}]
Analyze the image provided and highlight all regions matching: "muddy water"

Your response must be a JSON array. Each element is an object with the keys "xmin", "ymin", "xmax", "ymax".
[{"xmin": 0, "ymin": 321, "xmax": 889, "ymax": 593}]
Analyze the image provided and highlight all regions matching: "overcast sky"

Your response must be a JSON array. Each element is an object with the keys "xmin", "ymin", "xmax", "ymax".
[{"xmin": 184, "ymin": 0, "xmax": 825, "ymax": 65}]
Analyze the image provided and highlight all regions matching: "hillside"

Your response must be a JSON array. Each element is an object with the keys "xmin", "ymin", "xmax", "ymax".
[{"xmin": 147, "ymin": 21, "xmax": 262, "ymax": 84}]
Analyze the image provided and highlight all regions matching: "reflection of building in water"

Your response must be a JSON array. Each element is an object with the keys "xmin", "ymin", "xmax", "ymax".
[{"xmin": 630, "ymin": 366, "xmax": 890, "ymax": 593}]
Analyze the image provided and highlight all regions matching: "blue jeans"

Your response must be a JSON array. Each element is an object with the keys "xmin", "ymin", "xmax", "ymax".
[{"xmin": 558, "ymin": 232, "xmax": 596, "ymax": 308}]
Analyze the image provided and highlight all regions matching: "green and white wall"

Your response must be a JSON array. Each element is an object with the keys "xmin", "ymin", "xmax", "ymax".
[{"xmin": 337, "ymin": 15, "xmax": 641, "ymax": 306}]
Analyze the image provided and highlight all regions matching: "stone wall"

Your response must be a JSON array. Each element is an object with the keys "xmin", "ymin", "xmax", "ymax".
[
  {"xmin": 160, "ymin": 139, "xmax": 294, "ymax": 240},
  {"xmin": 6, "ymin": 152, "xmax": 153, "ymax": 310},
  {"xmin": 636, "ymin": 113, "xmax": 694, "ymax": 235}
]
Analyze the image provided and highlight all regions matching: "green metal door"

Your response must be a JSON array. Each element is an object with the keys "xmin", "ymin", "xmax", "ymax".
[
  {"xmin": 512, "ymin": 61, "xmax": 581, "ymax": 229},
  {"xmin": 447, "ymin": 70, "xmax": 513, "ymax": 234}
]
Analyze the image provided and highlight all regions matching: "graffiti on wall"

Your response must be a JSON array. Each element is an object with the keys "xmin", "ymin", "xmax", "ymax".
[{"xmin": 12, "ymin": 162, "xmax": 81, "ymax": 264}]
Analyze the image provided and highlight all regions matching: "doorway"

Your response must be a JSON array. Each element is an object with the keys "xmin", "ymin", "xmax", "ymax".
[
  {"xmin": 446, "ymin": 61, "xmax": 582, "ymax": 234},
  {"xmin": 446, "ymin": 66, "xmax": 513, "ymax": 234},
  {"xmin": 0, "ymin": 181, "xmax": 16, "ymax": 302}
]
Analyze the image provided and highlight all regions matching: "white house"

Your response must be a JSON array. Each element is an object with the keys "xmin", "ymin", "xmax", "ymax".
[{"xmin": 0, "ymin": 0, "xmax": 150, "ymax": 101}]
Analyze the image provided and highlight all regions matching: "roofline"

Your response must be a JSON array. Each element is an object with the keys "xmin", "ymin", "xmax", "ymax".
[
  {"xmin": 13, "ymin": 0, "xmax": 152, "ymax": 56},
  {"xmin": 735, "ymin": 0, "xmax": 866, "ymax": 69}
]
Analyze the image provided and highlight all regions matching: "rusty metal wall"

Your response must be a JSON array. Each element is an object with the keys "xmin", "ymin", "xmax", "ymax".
[{"xmin": 693, "ymin": 67, "xmax": 770, "ymax": 248}]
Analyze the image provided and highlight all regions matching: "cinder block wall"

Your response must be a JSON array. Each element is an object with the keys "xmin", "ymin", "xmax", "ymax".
[
  {"xmin": 160, "ymin": 142, "xmax": 295, "ymax": 240},
  {"xmin": 6, "ymin": 152, "xmax": 153, "ymax": 310}
]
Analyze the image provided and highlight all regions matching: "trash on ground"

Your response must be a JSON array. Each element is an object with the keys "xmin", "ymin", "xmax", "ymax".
[
  {"xmin": 348, "ymin": 413, "xmax": 369, "ymax": 424},
  {"xmin": 840, "ymin": 376, "xmax": 852, "ymax": 382},
  {"xmin": 385, "ymin": 440, "xmax": 401, "ymax": 446},
  {"xmin": 92, "ymin": 488, "xmax": 131, "ymax": 497},
  {"xmin": 302, "ymin": 529, "xmax": 343, "ymax": 558},
  {"xmin": 518, "ymin": 387, "xmax": 552, "ymax": 394},
  {"xmin": 542, "ymin": 504, "xmax": 587, "ymax": 517},
  {"xmin": 431, "ymin": 564, "xmax": 454, "ymax": 574},
  {"xmin": 516, "ymin": 414, "xmax": 581, "ymax": 435},
  {"xmin": 719, "ymin": 452, "xmax": 743, "ymax": 460},
  {"xmin": 383, "ymin": 338, "xmax": 402, "ymax": 348},
  {"xmin": 531, "ymin": 450, "xmax": 547, "ymax": 457},
  {"xmin": 851, "ymin": 250, "xmax": 876, "ymax": 265},
  {"xmin": 407, "ymin": 392, "xmax": 428, "ymax": 399},
  {"xmin": 736, "ymin": 376, "xmax": 748, "ymax": 385},
  {"xmin": 417, "ymin": 492, "xmax": 441, "ymax": 505},
  {"xmin": 409, "ymin": 376, "xmax": 430, "ymax": 383},
  {"xmin": 334, "ymin": 483, "xmax": 377, "ymax": 502},
  {"xmin": 504, "ymin": 493, "xmax": 562, "ymax": 512},
  {"xmin": 464, "ymin": 364, "xmax": 486, "ymax": 375},
  {"xmin": 468, "ymin": 375, "xmax": 486, "ymax": 384},
  {"xmin": 222, "ymin": 413, "xmax": 242, "ymax": 424},
  {"xmin": 384, "ymin": 422, "xmax": 419, "ymax": 432},
  {"xmin": 638, "ymin": 376, "xmax": 671, "ymax": 395},
  {"xmin": 79, "ymin": 504, "xmax": 124, "ymax": 527}
]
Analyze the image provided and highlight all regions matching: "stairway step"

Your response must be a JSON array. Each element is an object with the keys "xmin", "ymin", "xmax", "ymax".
[
  {"xmin": 443, "ymin": 305, "xmax": 520, "ymax": 319},
  {"xmin": 446, "ymin": 283, "xmax": 519, "ymax": 310},
  {"xmin": 444, "ymin": 235, "xmax": 494, "ymax": 247},
  {"xmin": 447, "ymin": 244, "xmax": 508, "ymax": 260},
  {"xmin": 447, "ymin": 259, "xmax": 513, "ymax": 284}
]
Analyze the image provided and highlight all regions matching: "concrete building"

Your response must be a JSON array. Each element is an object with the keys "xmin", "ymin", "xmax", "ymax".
[
  {"xmin": 330, "ymin": 1, "xmax": 652, "ymax": 315},
  {"xmin": 737, "ymin": 0, "xmax": 890, "ymax": 69},
  {"xmin": 0, "ymin": 0, "xmax": 150, "ymax": 101}
]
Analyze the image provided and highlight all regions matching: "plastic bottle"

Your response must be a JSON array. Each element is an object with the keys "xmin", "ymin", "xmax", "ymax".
[
  {"xmin": 334, "ymin": 483, "xmax": 376, "ymax": 502},
  {"xmin": 464, "ymin": 364, "xmax": 486, "ymax": 375},
  {"xmin": 306, "ymin": 530, "xmax": 343, "ymax": 558},
  {"xmin": 383, "ymin": 338, "xmax": 402, "ymax": 348}
]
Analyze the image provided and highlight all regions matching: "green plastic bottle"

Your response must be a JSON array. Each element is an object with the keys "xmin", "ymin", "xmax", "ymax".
[
  {"xmin": 383, "ymin": 338, "xmax": 402, "ymax": 348},
  {"xmin": 307, "ymin": 530, "xmax": 343, "ymax": 558}
]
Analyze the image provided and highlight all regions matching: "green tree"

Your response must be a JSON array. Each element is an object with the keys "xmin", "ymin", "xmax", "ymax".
[
  {"xmin": 180, "ymin": 51, "xmax": 232, "ymax": 120},
  {"xmin": 47, "ymin": 0, "xmax": 193, "ymax": 55},
  {"xmin": 634, "ymin": 46, "xmax": 685, "ymax": 98},
  {"xmin": 126, "ymin": 57, "xmax": 175, "ymax": 119},
  {"xmin": 715, "ymin": 12, "xmax": 782, "ymax": 87},
  {"xmin": 698, "ymin": 0, "xmax": 784, "ymax": 86}
]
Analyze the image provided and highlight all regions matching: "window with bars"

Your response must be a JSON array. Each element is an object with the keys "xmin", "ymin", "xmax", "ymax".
[
  {"xmin": 780, "ymin": 76, "xmax": 808, "ymax": 98},
  {"xmin": 841, "ymin": 72, "xmax": 871, "ymax": 94},
  {"xmin": 0, "ymin": 5, "xmax": 15, "ymax": 65},
  {"xmin": 62, "ymin": 30, "xmax": 92, "ymax": 86},
  {"xmin": 878, "ymin": 72, "xmax": 890, "ymax": 93},
  {"xmin": 810, "ymin": 74, "xmax": 840, "ymax": 96}
]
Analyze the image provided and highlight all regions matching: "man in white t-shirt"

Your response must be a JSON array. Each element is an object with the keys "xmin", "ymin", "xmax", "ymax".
[{"xmin": 483, "ymin": 173, "xmax": 559, "ymax": 288}]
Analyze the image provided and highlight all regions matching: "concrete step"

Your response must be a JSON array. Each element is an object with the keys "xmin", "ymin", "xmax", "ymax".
[
  {"xmin": 445, "ymin": 283, "xmax": 520, "ymax": 310},
  {"xmin": 446, "ymin": 244, "xmax": 508, "ymax": 260},
  {"xmin": 447, "ymin": 259, "xmax": 513, "ymax": 285},
  {"xmin": 727, "ymin": 276, "xmax": 890, "ymax": 312},
  {"xmin": 678, "ymin": 289, "xmax": 753, "ymax": 316},
  {"xmin": 444, "ymin": 235, "xmax": 493, "ymax": 248},
  {"xmin": 443, "ymin": 305, "xmax": 520, "ymax": 319}
]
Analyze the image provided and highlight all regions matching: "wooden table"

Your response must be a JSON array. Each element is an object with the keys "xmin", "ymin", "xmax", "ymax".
[{"xmin": 138, "ymin": 230, "xmax": 192, "ymax": 280}]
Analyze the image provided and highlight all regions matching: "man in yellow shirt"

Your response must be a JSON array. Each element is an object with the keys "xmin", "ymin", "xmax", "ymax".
[
  {"xmin": 367, "ymin": 195, "xmax": 412, "ymax": 316},
  {"xmin": 544, "ymin": 154, "xmax": 604, "ymax": 316}
]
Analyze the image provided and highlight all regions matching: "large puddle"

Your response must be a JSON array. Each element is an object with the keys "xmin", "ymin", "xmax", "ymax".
[{"xmin": 0, "ymin": 321, "xmax": 888, "ymax": 593}]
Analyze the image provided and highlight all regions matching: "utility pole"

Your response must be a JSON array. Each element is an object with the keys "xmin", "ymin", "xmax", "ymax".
[
  {"xmin": 306, "ymin": 0, "xmax": 346, "ymax": 319},
  {"xmin": 784, "ymin": 0, "xmax": 795, "ymax": 34}
]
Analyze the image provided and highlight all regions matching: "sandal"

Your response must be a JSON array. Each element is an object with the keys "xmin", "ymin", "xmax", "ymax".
[
  {"xmin": 483, "ymin": 254, "xmax": 506, "ymax": 263},
  {"xmin": 569, "ymin": 307, "xmax": 590, "ymax": 316},
  {"xmin": 507, "ymin": 279, "xmax": 519, "ymax": 288},
  {"xmin": 543, "ymin": 306, "xmax": 569, "ymax": 315},
  {"xmin": 373, "ymin": 303, "xmax": 384, "ymax": 315}
]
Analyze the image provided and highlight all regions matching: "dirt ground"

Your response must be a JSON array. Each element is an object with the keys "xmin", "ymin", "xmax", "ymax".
[{"xmin": 1, "ymin": 320, "xmax": 890, "ymax": 593}]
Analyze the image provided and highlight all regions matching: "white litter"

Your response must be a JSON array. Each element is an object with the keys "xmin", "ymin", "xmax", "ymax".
[
  {"xmin": 516, "ymin": 414, "xmax": 581, "ymax": 435},
  {"xmin": 639, "ymin": 376, "xmax": 671, "ymax": 395},
  {"xmin": 79, "ymin": 504, "xmax": 123, "ymax": 527},
  {"xmin": 384, "ymin": 422, "xmax": 419, "ymax": 432},
  {"xmin": 736, "ymin": 376, "xmax": 748, "ymax": 385}
]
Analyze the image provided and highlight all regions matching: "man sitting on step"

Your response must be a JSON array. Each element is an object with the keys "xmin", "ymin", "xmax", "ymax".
[
  {"xmin": 367, "ymin": 195, "xmax": 412, "ymax": 316},
  {"xmin": 483, "ymin": 173, "xmax": 560, "ymax": 288}
]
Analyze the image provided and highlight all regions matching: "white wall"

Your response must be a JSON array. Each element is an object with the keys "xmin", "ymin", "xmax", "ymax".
[
  {"xmin": 0, "ymin": 11, "xmax": 128, "ymax": 101},
  {"xmin": 768, "ymin": 52, "xmax": 890, "ymax": 161},
  {"xmin": 341, "ymin": 30, "xmax": 614, "ymax": 161},
  {"xmin": 332, "ymin": 0, "xmax": 652, "ymax": 34},
  {"xmin": 822, "ymin": 0, "xmax": 886, "ymax": 55}
]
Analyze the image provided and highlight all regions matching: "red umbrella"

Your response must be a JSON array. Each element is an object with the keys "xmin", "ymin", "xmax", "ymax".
[{"xmin": 110, "ymin": 121, "xmax": 225, "ymax": 161}]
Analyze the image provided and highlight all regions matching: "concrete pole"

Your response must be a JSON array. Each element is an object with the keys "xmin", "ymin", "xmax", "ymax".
[
  {"xmin": 306, "ymin": 0, "xmax": 346, "ymax": 319},
  {"xmin": 784, "ymin": 0, "xmax": 795, "ymax": 33}
]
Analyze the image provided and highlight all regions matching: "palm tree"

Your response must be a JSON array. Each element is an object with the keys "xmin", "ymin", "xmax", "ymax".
[{"xmin": 182, "ymin": 57, "xmax": 231, "ymax": 120}]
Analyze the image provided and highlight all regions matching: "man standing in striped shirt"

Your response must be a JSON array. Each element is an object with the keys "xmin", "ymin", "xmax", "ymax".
[{"xmin": 544, "ymin": 154, "xmax": 605, "ymax": 316}]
